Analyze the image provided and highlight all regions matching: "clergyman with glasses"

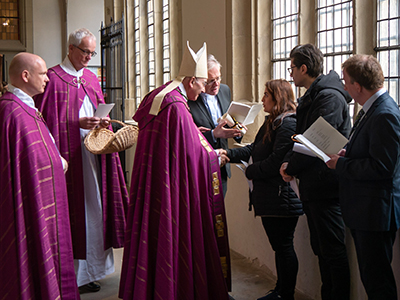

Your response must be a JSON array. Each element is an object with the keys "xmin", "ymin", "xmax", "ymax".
[
  {"xmin": 188, "ymin": 54, "xmax": 242, "ymax": 196},
  {"xmin": 119, "ymin": 42, "xmax": 233, "ymax": 300},
  {"xmin": 34, "ymin": 28, "xmax": 129, "ymax": 294}
]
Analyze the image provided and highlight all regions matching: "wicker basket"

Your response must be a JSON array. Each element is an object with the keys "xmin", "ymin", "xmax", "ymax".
[{"xmin": 84, "ymin": 120, "xmax": 139, "ymax": 155}]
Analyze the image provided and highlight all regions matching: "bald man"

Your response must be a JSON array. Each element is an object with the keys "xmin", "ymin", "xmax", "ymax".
[{"xmin": 0, "ymin": 53, "xmax": 80, "ymax": 299}]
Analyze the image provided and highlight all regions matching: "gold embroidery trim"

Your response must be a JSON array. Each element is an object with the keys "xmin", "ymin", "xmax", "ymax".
[
  {"xmin": 215, "ymin": 213, "xmax": 224, "ymax": 237},
  {"xmin": 198, "ymin": 133, "xmax": 213, "ymax": 153},
  {"xmin": 212, "ymin": 172, "xmax": 220, "ymax": 196},
  {"xmin": 220, "ymin": 256, "xmax": 228, "ymax": 278}
]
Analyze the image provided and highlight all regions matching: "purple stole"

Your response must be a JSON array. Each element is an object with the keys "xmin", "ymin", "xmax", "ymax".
[
  {"xmin": 0, "ymin": 92, "xmax": 79, "ymax": 299},
  {"xmin": 119, "ymin": 84, "xmax": 231, "ymax": 300},
  {"xmin": 34, "ymin": 65, "xmax": 128, "ymax": 259}
]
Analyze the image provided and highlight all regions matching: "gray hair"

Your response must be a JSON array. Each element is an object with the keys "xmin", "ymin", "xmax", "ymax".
[
  {"xmin": 207, "ymin": 54, "xmax": 222, "ymax": 71},
  {"xmin": 68, "ymin": 28, "xmax": 96, "ymax": 46}
]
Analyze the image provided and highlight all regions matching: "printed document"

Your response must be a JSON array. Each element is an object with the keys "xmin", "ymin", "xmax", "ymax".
[{"xmin": 292, "ymin": 116, "xmax": 348, "ymax": 163}]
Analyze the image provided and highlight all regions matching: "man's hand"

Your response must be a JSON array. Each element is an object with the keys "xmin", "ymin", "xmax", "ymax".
[
  {"xmin": 213, "ymin": 119, "xmax": 242, "ymax": 139},
  {"xmin": 79, "ymin": 116, "xmax": 110, "ymax": 129},
  {"xmin": 326, "ymin": 149, "xmax": 346, "ymax": 170},
  {"xmin": 216, "ymin": 148, "xmax": 229, "ymax": 167},
  {"xmin": 280, "ymin": 162, "xmax": 293, "ymax": 182},
  {"xmin": 99, "ymin": 117, "xmax": 111, "ymax": 128},
  {"xmin": 198, "ymin": 126, "xmax": 211, "ymax": 133}
]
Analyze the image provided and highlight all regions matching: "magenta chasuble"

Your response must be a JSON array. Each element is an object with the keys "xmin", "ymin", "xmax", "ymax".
[
  {"xmin": 34, "ymin": 65, "xmax": 128, "ymax": 259},
  {"xmin": 119, "ymin": 84, "xmax": 232, "ymax": 300},
  {"xmin": 0, "ymin": 92, "xmax": 79, "ymax": 299}
]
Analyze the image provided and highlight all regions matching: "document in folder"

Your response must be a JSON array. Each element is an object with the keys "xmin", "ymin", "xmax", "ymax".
[
  {"xmin": 225, "ymin": 102, "xmax": 263, "ymax": 126},
  {"xmin": 292, "ymin": 116, "xmax": 348, "ymax": 163}
]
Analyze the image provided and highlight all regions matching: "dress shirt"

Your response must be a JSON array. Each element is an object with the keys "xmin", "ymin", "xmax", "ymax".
[
  {"xmin": 203, "ymin": 93, "xmax": 222, "ymax": 127},
  {"xmin": 362, "ymin": 88, "xmax": 386, "ymax": 114}
]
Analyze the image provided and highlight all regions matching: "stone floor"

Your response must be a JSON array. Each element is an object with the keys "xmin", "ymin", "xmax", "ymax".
[{"xmin": 80, "ymin": 248, "xmax": 312, "ymax": 300}]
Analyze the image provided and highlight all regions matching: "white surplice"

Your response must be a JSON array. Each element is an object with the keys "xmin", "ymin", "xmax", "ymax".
[{"xmin": 60, "ymin": 57, "xmax": 114, "ymax": 287}]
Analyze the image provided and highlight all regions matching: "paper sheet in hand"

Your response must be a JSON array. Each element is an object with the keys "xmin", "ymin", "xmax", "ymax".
[
  {"xmin": 226, "ymin": 102, "xmax": 263, "ymax": 125},
  {"xmin": 234, "ymin": 159, "xmax": 253, "ymax": 191},
  {"xmin": 290, "ymin": 178, "xmax": 300, "ymax": 198},
  {"xmin": 94, "ymin": 103, "xmax": 115, "ymax": 118},
  {"xmin": 293, "ymin": 116, "xmax": 348, "ymax": 163}
]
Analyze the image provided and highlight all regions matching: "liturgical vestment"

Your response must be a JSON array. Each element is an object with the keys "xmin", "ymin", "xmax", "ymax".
[
  {"xmin": 119, "ymin": 83, "xmax": 231, "ymax": 300},
  {"xmin": 0, "ymin": 90, "xmax": 79, "ymax": 299}
]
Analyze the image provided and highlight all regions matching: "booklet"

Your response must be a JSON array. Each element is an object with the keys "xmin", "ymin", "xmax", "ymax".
[
  {"xmin": 292, "ymin": 116, "xmax": 348, "ymax": 163},
  {"xmin": 94, "ymin": 103, "xmax": 115, "ymax": 118},
  {"xmin": 222, "ymin": 101, "xmax": 263, "ymax": 126}
]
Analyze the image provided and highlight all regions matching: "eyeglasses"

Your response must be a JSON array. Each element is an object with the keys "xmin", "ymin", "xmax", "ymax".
[
  {"xmin": 206, "ymin": 76, "xmax": 222, "ymax": 86},
  {"xmin": 73, "ymin": 45, "xmax": 97, "ymax": 57},
  {"xmin": 287, "ymin": 66, "xmax": 297, "ymax": 75},
  {"xmin": 195, "ymin": 78, "xmax": 207, "ymax": 87}
]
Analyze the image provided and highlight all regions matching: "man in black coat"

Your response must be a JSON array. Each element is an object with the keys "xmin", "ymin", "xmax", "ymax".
[
  {"xmin": 188, "ymin": 54, "xmax": 241, "ymax": 195},
  {"xmin": 280, "ymin": 44, "xmax": 351, "ymax": 300},
  {"xmin": 327, "ymin": 55, "xmax": 400, "ymax": 300}
]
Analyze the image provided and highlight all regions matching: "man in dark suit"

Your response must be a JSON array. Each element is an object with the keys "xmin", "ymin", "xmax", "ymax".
[
  {"xmin": 188, "ymin": 54, "xmax": 241, "ymax": 196},
  {"xmin": 327, "ymin": 54, "xmax": 400, "ymax": 300}
]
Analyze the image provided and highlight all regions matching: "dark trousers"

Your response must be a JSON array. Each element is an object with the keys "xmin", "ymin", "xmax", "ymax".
[
  {"xmin": 261, "ymin": 216, "xmax": 299, "ymax": 300},
  {"xmin": 303, "ymin": 199, "xmax": 350, "ymax": 300},
  {"xmin": 351, "ymin": 227, "xmax": 398, "ymax": 300}
]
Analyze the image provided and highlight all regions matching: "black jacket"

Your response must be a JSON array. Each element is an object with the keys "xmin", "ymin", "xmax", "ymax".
[
  {"xmin": 228, "ymin": 114, "xmax": 303, "ymax": 217},
  {"xmin": 285, "ymin": 70, "xmax": 352, "ymax": 201}
]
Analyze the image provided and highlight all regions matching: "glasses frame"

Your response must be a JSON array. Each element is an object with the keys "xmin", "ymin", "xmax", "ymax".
[
  {"xmin": 73, "ymin": 45, "xmax": 97, "ymax": 58},
  {"xmin": 287, "ymin": 66, "xmax": 297, "ymax": 75},
  {"xmin": 206, "ymin": 76, "xmax": 222, "ymax": 86},
  {"xmin": 195, "ymin": 77, "xmax": 207, "ymax": 87}
]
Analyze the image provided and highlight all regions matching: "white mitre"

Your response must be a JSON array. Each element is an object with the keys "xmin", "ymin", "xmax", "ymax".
[{"xmin": 149, "ymin": 41, "xmax": 207, "ymax": 115}]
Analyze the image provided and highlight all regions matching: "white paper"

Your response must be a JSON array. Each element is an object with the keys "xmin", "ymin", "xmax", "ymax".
[
  {"xmin": 292, "ymin": 143, "xmax": 317, "ymax": 158},
  {"xmin": 302, "ymin": 116, "xmax": 348, "ymax": 154},
  {"xmin": 94, "ymin": 103, "xmax": 115, "ymax": 118},
  {"xmin": 290, "ymin": 178, "xmax": 300, "ymax": 198},
  {"xmin": 225, "ymin": 102, "xmax": 263, "ymax": 125},
  {"xmin": 235, "ymin": 158, "xmax": 253, "ymax": 191},
  {"xmin": 295, "ymin": 135, "xmax": 331, "ymax": 163},
  {"xmin": 293, "ymin": 116, "xmax": 348, "ymax": 163}
]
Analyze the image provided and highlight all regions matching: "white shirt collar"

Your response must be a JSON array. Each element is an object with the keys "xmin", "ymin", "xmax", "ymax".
[
  {"xmin": 362, "ymin": 88, "xmax": 386, "ymax": 113},
  {"xmin": 8, "ymin": 84, "xmax": 37, "ymax": 111},
  {"xmin": 205, "ymin": 93, "xmax": 217, "ymax": 101},
  {"xmin": 60, "ymin": 56, "xmax": 84, "ymax": 77},
  {"xmin": 178, "ymin": 82, "xmax": 188, "ymax": 102}
]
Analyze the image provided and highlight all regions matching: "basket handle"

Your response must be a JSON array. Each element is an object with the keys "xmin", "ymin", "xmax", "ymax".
[{"xmin": 109, "ymin": 119, "xmax": 127, "ymax": 127}]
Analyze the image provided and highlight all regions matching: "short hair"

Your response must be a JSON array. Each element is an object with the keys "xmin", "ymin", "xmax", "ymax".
[
  {"xmin": 342, "ymin": 55, "xmax": 384, "ymax": 91},
  {"xmin": 68, "ymin": 28, "xmax": 96, "ymax": 46},
  {"xmin": 207, "ymin": 54, "xmax": 222, "ymax": 72},
  {"xmin": 290, "ymin": 44, "xmax": 324, "ymax": 78}
]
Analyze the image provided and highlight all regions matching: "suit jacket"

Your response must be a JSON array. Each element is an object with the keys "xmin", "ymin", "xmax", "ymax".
[
  {"xmin": 336, "ymin": 91, "xmax": 400, "ymax": 231},
  {"xmin": 188, "ymin": 84, "xmax": 232, "ymax": 178}
]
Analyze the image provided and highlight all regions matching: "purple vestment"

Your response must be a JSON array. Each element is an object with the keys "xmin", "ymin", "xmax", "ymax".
[
  {"xmin": 34, "ymin": 65, "xmax": 128, "ymax": 259},
  {"xmin": 0, "ymin": 92, "xmax": 79, "ymax": 299},
  {"xmin": 119, "ymin": 84, "xmax": 231, "ymax": 300}
]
